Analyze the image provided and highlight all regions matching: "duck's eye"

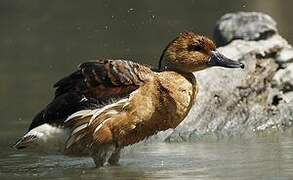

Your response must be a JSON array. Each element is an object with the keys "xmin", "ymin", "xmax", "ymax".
[{"xmin": 187, "ymin": 44, "xmax": 202, "ymax": 52}]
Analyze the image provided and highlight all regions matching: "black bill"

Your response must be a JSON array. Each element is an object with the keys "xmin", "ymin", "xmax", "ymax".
[{"xmin": 208, "ymin": 51, "xmax": 244, "ymax": 69}]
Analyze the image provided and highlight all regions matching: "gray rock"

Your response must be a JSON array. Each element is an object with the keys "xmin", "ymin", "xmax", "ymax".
[
  {"xmin": 273, "ymin": 63, "xmax": 293, "ymax": 92},
  {"xmin": 153, "ymin": 12, "xmax": 293, "ymax": 142},
  {"xmin": 283, "ymin": 91, "xmax": 293, "ymax": 103},
  {"xmin": 214, "ymin": 12, "xmax": 277, "ymax": 46},
  {"xmin": 276, "ymin": 48, "xmax": 293, "ymax": 67}
]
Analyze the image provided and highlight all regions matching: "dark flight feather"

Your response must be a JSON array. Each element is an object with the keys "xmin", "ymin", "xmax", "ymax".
[{"xmin": 28, "ymin": 59, "xmax": 152, "ymax": 131}]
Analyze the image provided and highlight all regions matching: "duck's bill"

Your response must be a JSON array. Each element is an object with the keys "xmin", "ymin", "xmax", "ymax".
[{"xmin": 208, "ymin": 51, "xmax": 244, "ymax": 69}]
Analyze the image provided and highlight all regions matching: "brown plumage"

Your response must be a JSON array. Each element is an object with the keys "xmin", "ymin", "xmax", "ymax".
[
  {"xmin": 62, "ymin": 32, "xmax": 243, "ymax": 166},
  {"xmin": 24, "ymin": 59, "xmax": 152, "ymax": 131},
  {"xmin": 14, "ymin": 32, "xmax": 244, "ymax": 167},
  {"xmin": 54, "ymin": 59, "xmax": 152, "ymax": 100}
]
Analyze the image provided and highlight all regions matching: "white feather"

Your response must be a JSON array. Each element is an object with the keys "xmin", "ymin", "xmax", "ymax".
[
  {"xmin": 65, "ymin": 109, "xmax": 93, "ymax": 123},
  {"xmin": 94, "ymin": 117, "xmax": 112, "ymax": 134},
  {"xmin": 22, "ymin": 123, "xmax": 70, "ymax": 152},
  {"xmin": 89, "ymin": 98, "xmax": 128, "ymax": 125},
  {"xmin": 71, "ymin": 123, "xmax": 88, "ymax": 135}
]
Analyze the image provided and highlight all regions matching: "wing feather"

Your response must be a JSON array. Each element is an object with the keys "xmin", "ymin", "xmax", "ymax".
[
  {"xmin": 28, "ymin": 59, "xmax": 152, "ymax": 131},
  {"xmin": 54, "ymin": 59, "xmax": 152, "ymax": 99},
  {"xmin": 64, "ymin": 97, "xmax": 129, "ymax": 154}
]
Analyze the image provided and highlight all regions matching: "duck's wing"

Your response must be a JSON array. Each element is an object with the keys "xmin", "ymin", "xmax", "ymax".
[
  {"xmin": 54, "ymin": 59, "xmax": 152, "ymax": 100},
  {"xmin": 27, "ymin": 59, "xmax": 153, "ymax": 131},
  {"xmin": 27, "ymin": 91, "xmax": 98, "ymax": 131}
]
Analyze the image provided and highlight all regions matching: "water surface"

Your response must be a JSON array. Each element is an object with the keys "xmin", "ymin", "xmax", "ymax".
[{"xmin": 1, "ymin": 132, "xmax": 293, "ymax": 180}]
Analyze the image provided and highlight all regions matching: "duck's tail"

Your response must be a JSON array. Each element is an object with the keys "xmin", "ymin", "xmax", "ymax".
[{"xmin": 13, "ymin": 134, "xmax": 37, "ymax": 150}]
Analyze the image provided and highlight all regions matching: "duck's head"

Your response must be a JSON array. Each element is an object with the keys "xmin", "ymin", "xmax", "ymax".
[{"xmin": 159, "ymin": 32, "xmax": 244, "ymax": 72}]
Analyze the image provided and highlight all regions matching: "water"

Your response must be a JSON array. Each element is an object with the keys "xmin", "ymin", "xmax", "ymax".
[
  {"xmin": 1, "ymin": 133, "xmax": 293, "ymax": 179},
  {"xmin": 1, "ymin": 0, "xmax": 293, "ymax": 179}
]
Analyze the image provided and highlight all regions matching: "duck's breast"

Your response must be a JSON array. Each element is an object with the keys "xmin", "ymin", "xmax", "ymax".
[{"xmin": 156, "ymin": 71, "xmax": 198, "ymax": 128}]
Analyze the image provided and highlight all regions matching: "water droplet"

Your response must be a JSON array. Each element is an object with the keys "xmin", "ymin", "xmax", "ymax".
[{"xmin": 128, "ymin": 8, "xmax": 134, "ymax": 13}]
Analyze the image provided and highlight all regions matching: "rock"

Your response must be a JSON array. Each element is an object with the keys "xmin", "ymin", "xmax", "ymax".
[
  {"xmin": 214, "ymin": 12, "xmax": 278, "ymax": 46},
  {"xmin": 153, "ymin": 12, "xmax": 293, "ymax": 142},
  {"xmin": 273, "ymin": 63, "xmax": 293, "ymax": 92},
  {"xmin": 283, "ymin": 92, "xmax": 293, "ymax": 103},
  {"xmin": 217, "ymin": 34, "xmax": 287, "ymax": 60},
  {"xmin": 276, "ymin": 48, "xmax": 293, "ymax": 67}
]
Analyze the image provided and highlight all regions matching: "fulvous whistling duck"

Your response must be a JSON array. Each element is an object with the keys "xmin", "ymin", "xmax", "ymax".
[{"xmin": 14, "ymin": 32, "xmax": 244, "ymax": 167}]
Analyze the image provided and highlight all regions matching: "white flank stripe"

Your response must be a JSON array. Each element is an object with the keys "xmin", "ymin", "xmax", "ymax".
[
  {"xmin": 103, "ymin": 110, "xmax": 118, "ymax": 116},
  {"xmin": 93, "ymin": 118, "xmax": 112, "ymax": 134},
  {"xmin": 122, "ymin": 102, "xmax": 130, "ymax": 109},
  {"xmin": 89, "ymin": 98, "xmax": 128, "ymax": 125},
  {"xmin": 71, "ymin": 123, "xmax": 88, "ymax": 135},
  {"xmin": 65, "ymin": 110, "xmax": 93, "ymax": 123},
  {"xmin": 89, "ymin": 109, "xmax": 105, "ymax": 125}
]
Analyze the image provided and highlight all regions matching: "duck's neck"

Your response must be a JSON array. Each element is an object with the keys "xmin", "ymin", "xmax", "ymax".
[
  {"xmin": 177, "ymin": 71, "xmax": 196, "ymax": 87},
  {"xmin": 158, "ymin": 58, "xmax": 194, "ymax": 74},
  {"xmin": 158, "ymin": 57, "xmax": 196, "ymax": 85},
  {"xmin": 159, "ymin": 65, "xmax": 193, "ymax": 78}
]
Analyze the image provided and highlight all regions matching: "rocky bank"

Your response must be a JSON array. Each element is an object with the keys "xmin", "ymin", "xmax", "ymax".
[{"xmin": 160, "ymin": 12, "xmax": 293, "ymax": 142}]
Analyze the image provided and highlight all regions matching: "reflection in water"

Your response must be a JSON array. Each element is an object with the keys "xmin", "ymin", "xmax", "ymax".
[{"xmin": 1, "ymin": 133, "xmax": 293, "ymax": 179}]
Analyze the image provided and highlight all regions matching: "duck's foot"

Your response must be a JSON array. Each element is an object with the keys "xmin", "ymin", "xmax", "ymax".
[
  {"xmin": 91, "ymin": 145, "xmax": 121, "ymax": 168},
  {"xmin": 92, "ymin": 145, "xmax": 115, "ymax": 168},
  {"xmin": 108, "ymin": 148, "xmax": 121, "ymax": 165}
]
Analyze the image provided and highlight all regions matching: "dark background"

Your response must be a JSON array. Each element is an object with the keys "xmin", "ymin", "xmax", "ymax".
[{"xmin": 0, "ymin": 0, "xmax": 292, "ymax": 138}]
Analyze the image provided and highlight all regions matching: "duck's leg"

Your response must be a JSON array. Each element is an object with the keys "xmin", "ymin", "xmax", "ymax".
[
  {"xmin": 108, "ymin": 148, "xmax": 121, "ymax": 165},
  {"xmin": 91, "ymin": 145, "xmax": 115, "ymax": 168}
]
